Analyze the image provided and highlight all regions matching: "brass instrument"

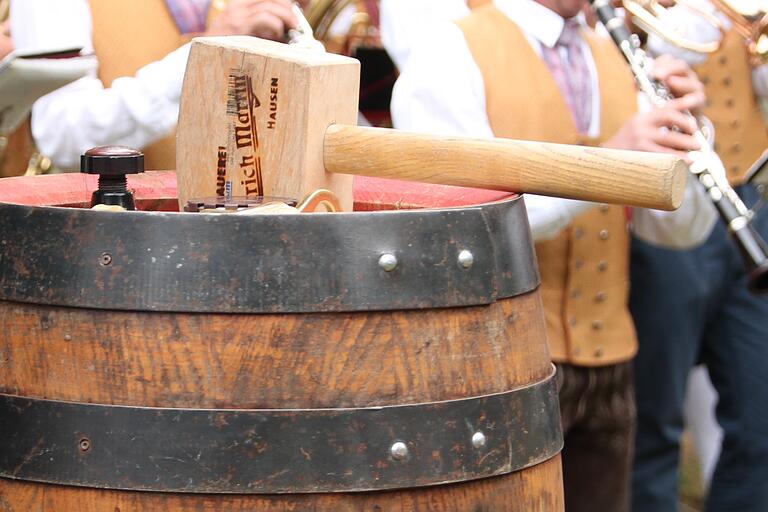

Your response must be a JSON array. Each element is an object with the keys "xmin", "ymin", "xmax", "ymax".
[
  {"xmin": 622, "ymin": 0, "xmax": 723, "ymax": 53},
  {"xmin": 623, "ymin": 0, "xmax": 768, "ymax": 64},
  {"xmin": 306, "ymin": 0, "xmax": 380, "ymax": 56},
  {"xmin": 592, "ymin": 0, "xmax": 768, "ymax": 293},
  {"xmin": 710, "ymin": 0, "xmax": 768, "ymax": 63},
  {"xmin": 305, "ymin": 0, "xmax": 395, "ymax": 127}
]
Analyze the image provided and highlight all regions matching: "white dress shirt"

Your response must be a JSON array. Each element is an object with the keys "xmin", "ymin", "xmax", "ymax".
[
  {"xmin": 380, "ymin": 0, "xmax": 471, "ymax": 70},
  {"xmin": 10, "ymin": 0, "xmax": 191, "ymax": 170},
  {"xmin": 390, "ymin": 0, "xmax": 716, "ymax": 247}
]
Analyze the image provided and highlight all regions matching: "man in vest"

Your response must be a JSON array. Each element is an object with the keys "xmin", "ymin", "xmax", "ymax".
[
  {"xmin": 9, "ymin": 0, "xmax": 309, "ymax": 171},
  {"xmin": 629, "ymin": 3, "xmax": 768, "ymax": 510},
  {"xmin": 391, "ymin": 0, "xmax": 712, "ymax": 510}
]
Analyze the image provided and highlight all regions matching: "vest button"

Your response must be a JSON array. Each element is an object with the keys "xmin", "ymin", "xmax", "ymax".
[
  {"xmin": 575, "ymin": 259, "xmax": 585, "ymax": 269},
  {"xmin": 719, "ymin": 55, "xmax": 728, "ymax": 65},
  {"xmin": 701, "ymin": 76, "xmax": 709, "ymax": 85},
  {"xmin": 722, "ymin": 76, "xmax": 732, "ymax": 86},
  {"xmin": 732, "ymin": 143, "xmax": 742, "ymax": 154},
  {"xmin": 569, "ymin": 318, "xmax": 578, "ymax": 327},
  {"xmin": 731, "ymin": 119, "xmax": 741, "ymax": 129},
  {"xmin": 599, "ymin": 204, "xmax": 610, "ymax": 213},
  {"xmin": 731, "ymin": 165, "xmax": 741, "ymax": 175},
  {"xmin": 596, "ymin": 291, "xmax": 607, "ymax": 302},
  {"xmin": 598, "ymin": 260, "xmax": 608, "ymax": 272},
  {"xmin": 599, "ymin": 229, "xmax": 609, "ymax": 240},
  {"xmin": 725, "ymin": 98, "xmax": 735, "ymax": 108},
  {"xmin": 574, "ymin": 227, "xmax": 585, "ymax": 238},
  {"xmin": 571, "ymin": 289, "xmax": 582, "ymax": 299},
  {"xmin": 592, "ymin": 320, "xmax": 604, "ymax": 330},
  {"xmin": 594, "ymin": 348, "xmax": 604, "ymax": 358}
]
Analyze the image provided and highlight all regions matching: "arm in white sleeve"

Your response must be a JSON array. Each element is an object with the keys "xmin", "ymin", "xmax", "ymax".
[
  {"xmin": 391, "ymin": 21, "xmax": 595, "ymax": 240},
  {"xmin": 524, "ymin": 195, "xmax": 597, "ymax": 242},
  {"xmin": 31, "ymin": 46, "xmax": 190, "ymax": 169},
  {"xmin": 12, "ymin": 0, "xmax": 190, "ymax": 169},
  {"xmin": 632, "ymin": 173, "xmax": 718, "ymax": 248}
]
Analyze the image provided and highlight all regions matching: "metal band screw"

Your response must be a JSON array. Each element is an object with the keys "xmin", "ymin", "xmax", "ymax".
[
  {"xmin": 458, "ymin": 250, "xmax": 474, "ymax": 269},
  {"xmin": 390, "ymin": 441, "xmax": 409, "ymax": 460},
  {"xmin": 378, "ymin": 253, "xmax": 398, "ymax": 272},
  {"xmin": 472, "ymin": 431, "xmax": 487, "ymax": 449}
]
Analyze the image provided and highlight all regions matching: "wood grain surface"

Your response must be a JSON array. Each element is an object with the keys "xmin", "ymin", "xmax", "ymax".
[
  {"xmin": 0, "ymin": 288, "xmax": 564, "ymax": 510},
  {"xmin": 325, "ymin": 125, "xmax": 687, "ymax": 211},
  {"xmin": 0, "ymin": 292, "xmax": 549, "ymax": 408},
  {"xmin": 0, "ymin": 458, "xmax": 563, "ymax": 512},
  {"xmin": 176, "ymin": 37, "xmax": 360, "ymax": 211}
]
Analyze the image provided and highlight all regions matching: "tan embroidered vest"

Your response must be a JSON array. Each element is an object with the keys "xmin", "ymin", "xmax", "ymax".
[
  {"xmin": 88, "ymin": 0, "xmax": 218, "ymax": 170},
  {"xmin": 693, "ymin": 29, "xmax": 768, "ymax": 184},
  {"xmin": 457, "ymin": 5, "xmax": 639, "ymax": 366}
]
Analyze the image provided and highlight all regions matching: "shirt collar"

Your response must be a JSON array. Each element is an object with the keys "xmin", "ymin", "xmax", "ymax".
[{"xmin": 493, "ymin": 0, "xmax": 584, "ymax": 49}]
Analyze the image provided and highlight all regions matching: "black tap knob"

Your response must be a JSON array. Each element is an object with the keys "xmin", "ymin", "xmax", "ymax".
[{"xmin": 81, "ymin": 146, "xmax": 145, "ymax": 210}]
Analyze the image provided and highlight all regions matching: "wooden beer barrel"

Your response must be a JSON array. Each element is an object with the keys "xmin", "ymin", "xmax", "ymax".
[{"xmin": 0, "ymin": 177, "xmax": 563, "ymax": 511}]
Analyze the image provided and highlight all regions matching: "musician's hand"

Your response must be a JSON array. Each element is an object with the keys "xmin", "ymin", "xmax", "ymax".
[
  {"xmin": 651, "ymin": 54, "xmax": 707, "ymax": 114},
  {"xmin": 603, "ymin": 104, "xmax": 700, "ymax": 159},
  {"xmin": 204, "ymin": 0, "xmax": 298, "ymax": 41}
]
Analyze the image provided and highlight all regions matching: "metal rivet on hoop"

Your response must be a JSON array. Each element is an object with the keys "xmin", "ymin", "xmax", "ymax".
[
  {"xmin": 79, "ymin": 438, "xmax": 91, "ymax": 452},
  {"xmin": 458, "ymin": 250, "xmax": 474, "ymax": 269},
  {"xmin": 472, "ymin": 431, "xmax": 487, "ymax": 449},
  {"xmin": 390, "ymin": 441, "xmax": 409, "ymax": 460},
  {"xmin": 378, "ymin": 253, "xmax": 398, "ymax": 272}
]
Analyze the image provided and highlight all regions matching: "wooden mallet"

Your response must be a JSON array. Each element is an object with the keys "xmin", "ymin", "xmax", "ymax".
[{"xmin": 177, "ymin": 37, "xmax": 687, "ymax": 212}]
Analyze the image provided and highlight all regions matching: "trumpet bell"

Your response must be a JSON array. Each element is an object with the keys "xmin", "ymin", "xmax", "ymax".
[
  {"xmin": 305, "ymin": 0, "xmax": 397, "ymax": 127},
  {"xmin": 623, "ymin": 0, "xmax": 723, "ymax": 53},
  {"xmin": 697, "ymin": 0, "xmax": 768, "ymax": 63},
  {"xmin": 721, "ymin": 0, "xmax": 768, "ymax": 18},
  {"xmin": 306, "ymin": 0, "xmax": 379, "ymax": 56}
]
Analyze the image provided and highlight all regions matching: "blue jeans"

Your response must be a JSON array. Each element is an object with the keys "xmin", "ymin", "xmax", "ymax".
[{"xmin": 630, "ymin": 185, "xmax": 768, "ymax": 512}]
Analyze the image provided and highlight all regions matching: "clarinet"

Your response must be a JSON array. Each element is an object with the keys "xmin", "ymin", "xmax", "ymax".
[{"xmin": 590, "ymin": 0, "xmax": 768, "ymax": 293}]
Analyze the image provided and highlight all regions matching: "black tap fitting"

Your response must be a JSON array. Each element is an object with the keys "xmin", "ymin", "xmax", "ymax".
[{"xmin": 81, "ymin": 146, "xmax": 145, "ymax": 210}]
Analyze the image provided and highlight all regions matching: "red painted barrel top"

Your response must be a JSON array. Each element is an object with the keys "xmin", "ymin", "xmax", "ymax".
[{"xmin": 0, "ymin": 172, "xmax": 515, "ymax": 210}]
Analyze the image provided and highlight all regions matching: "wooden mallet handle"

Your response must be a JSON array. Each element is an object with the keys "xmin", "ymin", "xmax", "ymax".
[
  {"xmin": 324, "ymin": 125, "xmax": 687, "ymax": 211},
  {"xmin": 176, "ymin": 38, "xmax": 687, "ymax": 212}
]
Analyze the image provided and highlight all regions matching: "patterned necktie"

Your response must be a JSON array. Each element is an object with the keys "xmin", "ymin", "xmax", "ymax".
[
  {"xmin": 540, "ymin": 18, "xmax": 593, "ymax": 135},
  {"xmin": 165, "ymin": 0, "xmax": 212, "ymax": 34}
]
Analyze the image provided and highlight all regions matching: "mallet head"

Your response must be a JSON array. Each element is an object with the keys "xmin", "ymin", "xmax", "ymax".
[{"xmin": 177, "ymin": 37, "xmax": 360, "ymax": 210}]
